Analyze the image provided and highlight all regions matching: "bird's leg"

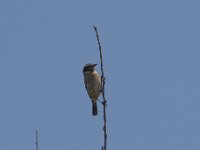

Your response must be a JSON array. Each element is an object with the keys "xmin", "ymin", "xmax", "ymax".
[
  {"xmin": 97, "ymin": 99, "xmax": 107, "ymax": 106},
  {"xmin": 97, "ymin": 99, "xmax": 104, "ymax": 105}
]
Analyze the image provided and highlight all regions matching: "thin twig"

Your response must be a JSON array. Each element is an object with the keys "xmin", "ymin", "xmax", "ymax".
[
  {"xmin": 35, "ymin": 130, "xmax": 39, "ymax": 150},
  {"xmin": 93, "ymin": 25, "xmax": 107, "ymax": 150}
]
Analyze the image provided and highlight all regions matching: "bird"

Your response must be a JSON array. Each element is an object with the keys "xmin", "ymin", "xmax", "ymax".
[{"xmin": 83, "ymin": 63, "xmax": 102, "ymax": 116}]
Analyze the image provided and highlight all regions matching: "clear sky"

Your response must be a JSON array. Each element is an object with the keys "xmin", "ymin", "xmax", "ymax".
[{"xmin": 0, "ymin": 0, "xmax": 200, "ymax": 150}]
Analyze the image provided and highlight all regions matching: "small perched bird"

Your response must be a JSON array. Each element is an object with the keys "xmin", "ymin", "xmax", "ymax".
[{"xmin": 83, "ymin": 63, "xmax": 102, "ymax": 116}]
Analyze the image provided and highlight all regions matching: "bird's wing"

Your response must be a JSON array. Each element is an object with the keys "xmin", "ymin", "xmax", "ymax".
[{"xmin": 84, "ymin": 80, "xmax": 88, "ymax": 90}]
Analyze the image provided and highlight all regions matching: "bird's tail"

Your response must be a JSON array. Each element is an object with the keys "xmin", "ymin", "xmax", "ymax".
[{"xmin": 92, "ymin": 102, "xmax": 98, "ymax": 116}]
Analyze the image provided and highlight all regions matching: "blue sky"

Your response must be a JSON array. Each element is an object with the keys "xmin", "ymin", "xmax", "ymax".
[{"xmin": 0, "ymin": 0, "xmax": 200, "ymax": 150}]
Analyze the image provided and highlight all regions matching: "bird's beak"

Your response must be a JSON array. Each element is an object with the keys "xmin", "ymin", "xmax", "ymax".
[{"xmin": 93, "ymin": 64, "xmax": 97, "ymax": 67}]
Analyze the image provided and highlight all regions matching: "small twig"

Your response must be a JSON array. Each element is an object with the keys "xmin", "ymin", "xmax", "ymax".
[
  {"xmin": 93, "ymin": 25, "xmax": 107, "ymax": 150},
  {"xmin": 35, "ymin": 130, "xmax": 39, "ymax": 150}
]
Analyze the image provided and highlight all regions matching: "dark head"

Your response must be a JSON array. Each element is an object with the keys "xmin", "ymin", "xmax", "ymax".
[{"xmin": 83, "ymin": 63, "xmax": 97, "ymax": 73}]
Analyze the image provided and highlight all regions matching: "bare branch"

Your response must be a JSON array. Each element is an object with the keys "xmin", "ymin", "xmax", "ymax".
[
  {"xmin": 35, "ymin": 130, "xmax": 39, "ymax": 150},
  {"xmin": 93, "ymin": 25, "xmax": 107, "ymax": 150}
]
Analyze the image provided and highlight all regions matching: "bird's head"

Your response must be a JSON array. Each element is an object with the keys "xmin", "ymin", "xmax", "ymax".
[{"xmin": 83, "ymin": 63, "xmax": 97, "ymax": 72}]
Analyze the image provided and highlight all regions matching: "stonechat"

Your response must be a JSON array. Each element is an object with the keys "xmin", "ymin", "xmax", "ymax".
[{"xmin": 83, "ymin": 63, "xmax": 102, "ymax": 116}]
